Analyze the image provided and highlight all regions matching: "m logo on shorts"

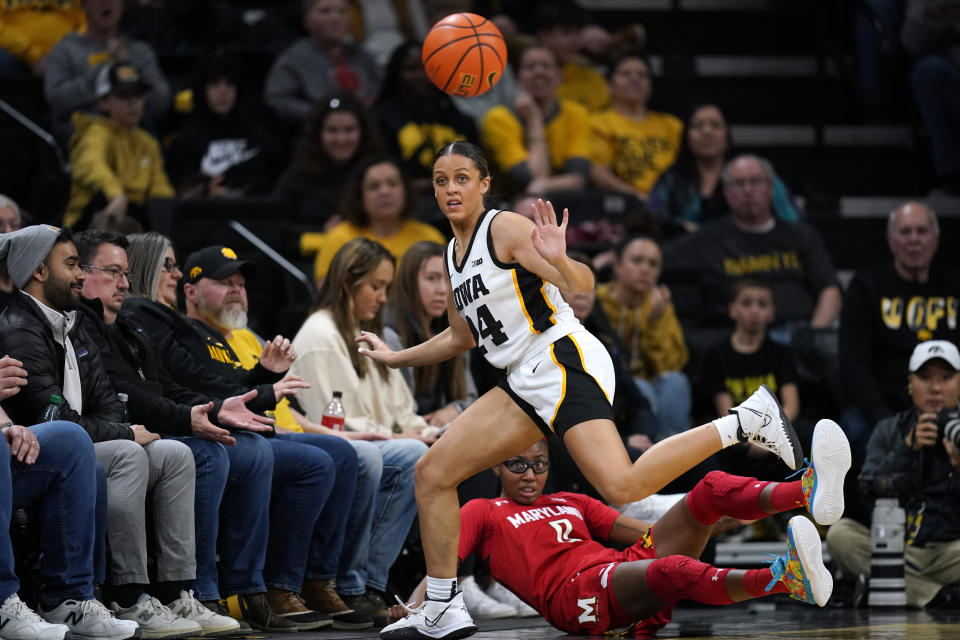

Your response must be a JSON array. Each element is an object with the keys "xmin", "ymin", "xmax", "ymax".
[{"xmin": 577, "ymin": 596, "xmax": 599, "ymax": 623}]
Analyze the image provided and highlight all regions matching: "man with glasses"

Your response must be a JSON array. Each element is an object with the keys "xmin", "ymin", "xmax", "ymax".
[
  {"xmin": 664, "ymin": 154, "xmax": 842, "ymax": 335},
  {"xmin": 390, "ymin": 421, "xmax": 852, "ymax": 635}
]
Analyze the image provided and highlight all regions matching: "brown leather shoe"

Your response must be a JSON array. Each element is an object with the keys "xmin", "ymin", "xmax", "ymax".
[
  {"xmin": 303, "ymin": 579, "xmax": 374, "ymax": 630},
  {"xmin": 252, "ymin": 590, "xmax": 331, "ymax": 632},
  {"xmin": 340, "ymin": 591, "xmax": 389, "ymax": 628}
]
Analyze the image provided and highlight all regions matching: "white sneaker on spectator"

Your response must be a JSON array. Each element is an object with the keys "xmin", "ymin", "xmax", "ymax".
[
  {"xmin": 39, "ymin": 599, "xmax": 139, "ymax": 640},
  {"xmin": 458, "ymin": 577, "xmax": 515, "ymax": 619},
  {"xmin": 166, "ymin": 591, "xmax": 239, "ymax": 637},
  {"xmin": 109, "ymin": 594, "xmax": 200, "ymax": 640},
  {"xmin": 0, "ymin": 594, "xmax": 71, "ymax": 640},
  {"xmin": 484, "ymin": 582, "xmax": 539, "ymax": 618}
]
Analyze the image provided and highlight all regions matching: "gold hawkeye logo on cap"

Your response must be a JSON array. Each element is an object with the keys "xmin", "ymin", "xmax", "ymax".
[
  {"xmin": 221, "ymin": 247, "xmax": 238, "ymax": 260},
  {"xmin": 190, "ymin": 266, "xmax": 202, "ymax": 279}
]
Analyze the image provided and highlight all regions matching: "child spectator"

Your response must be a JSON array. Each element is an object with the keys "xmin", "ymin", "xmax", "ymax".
[
  {"xmin": 164, "ymin": 54, "xmax": 280, "ymax": 198},
  {"xmin": 65, "ymin": 62, "xmax": 173, "ymax": 230},
  {"xmin": 596, "ymin": 235, "xmax": 690, "ymax": 440},
  {"xmin": 0, "ymin": 0, "xmax": 84, "ymax": 76},
  {"xmin": 312, "ymin": 156, "xmax": 445, "ymax": 285},
  {"xmin": 480, "ymin": 45, "xmax": 590, "ymax": 197},
  {"xmin": 275, "ymin": 92, "xmax": 382, "ymax": 230},
  {"xmin": 374, "ymin": 41, "xmax": 477, "ymax": 196},
  {"xmin": 383, "ymin": 241, "xmax": 476, "ymax": 424},
  {"xmin": 44, "ymin": 0, "xmax": 170, "ymax": 141},
  {"xmin": 648, "ymin": 104, "xmax": 800, "ymax": 233},
  {"xmin": 589, "ymin": 52, "xmax": 681, "ymax": 201},
  {"xmin": 533, "ymin": 2, "xmax": 609, "ymax": 112},
  {"xmin": 263, "ymin": 0, "xmax": 382, "ymax": 124},
  {"xmin": 700, "ymin": 277, "xmax": 801, "ymax": 479}
]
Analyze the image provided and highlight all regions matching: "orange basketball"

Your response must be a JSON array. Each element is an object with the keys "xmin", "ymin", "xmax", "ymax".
[{"xmin": 422, "ymin": 13, "xmax": 507, "ymax": 98}]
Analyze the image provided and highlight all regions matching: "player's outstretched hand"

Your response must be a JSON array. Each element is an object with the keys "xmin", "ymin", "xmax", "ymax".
[
  {"xmin": 356, "ymin": 331, "xmax": 396, "ymax": 366},
  {"xmin": 530, "ymin": 198, "xmax": 569, "ymax": 265}
]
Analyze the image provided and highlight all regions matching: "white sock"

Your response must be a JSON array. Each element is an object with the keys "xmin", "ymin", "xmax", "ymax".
[
  {"xmin": 713, "ymin": 413, "xmax": 743, "ymax": 449},
  {"xmin": 426, "ymin": 576, "xmax": 458, "ymax": 601}
]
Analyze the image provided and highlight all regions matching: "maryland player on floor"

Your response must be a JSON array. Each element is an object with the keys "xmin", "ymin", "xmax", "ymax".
[
  {"xmin": 390, "ymin": 419, "xmax": 850, "ymax": 636},
  {"xmin": 357, "ymin": 141, "xmax": 812, "ymax": 640}
]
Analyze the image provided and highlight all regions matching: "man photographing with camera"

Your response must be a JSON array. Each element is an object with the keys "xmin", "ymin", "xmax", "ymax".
[{"xmin": 827, "ymin": 340, "xmax": 960, "ymax": 609}]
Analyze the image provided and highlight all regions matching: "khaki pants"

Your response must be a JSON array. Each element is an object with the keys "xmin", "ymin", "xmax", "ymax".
[{"xmin": 826, "ymin": 517, "xmax": 960, "ymax": 607}]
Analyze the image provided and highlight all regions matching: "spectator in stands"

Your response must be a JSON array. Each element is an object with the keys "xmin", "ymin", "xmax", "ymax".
[
  {"xmin": 275, "ymin": 92, "xmax": 382, "ymax": 230},
  {"xmin": 374, "ymin": 41, "xmax": 477, "ymax": 195},
  {"xmin": 480, "ymin": 45, "xmax": 590, "ymax": 197},
  {"xmin": 648, "ymin": 104, "xmax": 800, "ymax": 233},
  {"xmin": 351, "ymin": 0, "xmax": 429, "ymax": 66},
  {"xmin": 291, "ymin": 238, "xmax": 430, "ymax": 623},
  {"xmin": 44, "ymin": 0, "xmax": 169, "ymax": 141},
  {"xmin": 75, "ymin": 230, "xmax": 299, "ymax": 635},
  {"xmin": 663, "ymin": 154, "xmax": 842, "ymax": 333},
  {"xmin": 263, "ymin": 0, "xmax": 381, "ymax": 124},
  {"xmin": 0, "ymin": 0, "xmax": 84, "ymax": 76},
  {"xmin": 165, "ymin": 54, "xmax": 280, "ymax": 198},
  {"xmin": 121, "ymin": 233, "xmax": 352, "ymax": 631},
  {"xmin": 902, "ymin": 0, "xmax": 960, "ymax": 193},
  {"xmin": 827, "ymin": 340, "xmax": 960, "ymax": 609},
  {"xmin": 64, "ymin": 62, "xmax": 174, "ymax": 231},
  {"xmin": 383, "ymin": 241, "xmax": 476, "ymax": 425},
  {"xmin": 179, "ymin": 245, "xmax": 376, "ymax": 630},
  {"xmin": 0, "ymin": 225, "xmax": 193, "ymax": 639},
  {"xmin": 839, "ymin": 202, "xmax": 959, "ymax": 454},
  {"xmin": 533, "ymin": 2, "xmax": 609, "ymax": 112},
  {"xmin": 589, "ymin": 51, "xmax": 680, "ymax": 201},
  {"xmin": 0, "ymin": 367, "xmax": 110, "ymax": 640},
  {"xmin": 596, "ymin": 235, "xmax": 690, "ymax": 440},
  {"xmin": 700, "ymin": 277, "xmax": 801, "ymax": 480},
  {"xmin": 0, "ymin": 195, "xmax": 23, "ymax": 312},
  {"xmin": 312, "ymin": 156, "xmax": 445, "ymax": 285}
]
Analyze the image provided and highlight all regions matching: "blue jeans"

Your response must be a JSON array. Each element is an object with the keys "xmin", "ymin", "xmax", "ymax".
[
  {"xmin": 217, "ymin": 432, "xmax": 273, "ymax": 597},
  {"xmin": 634, "ymin": 371, "xmax": 692, "ymax": 440},
  {"xmin": 275, "ymin": 433, "xmax": 358, "ymax": 581},
  {"xmin": 337, "ymin": 439, "xmax": 427, "ymax": 595},
  {"xmin": 169, "ymin": 436, "xmax": 229, "ymax": 601},
  {"xmin": 911, "ymin": 54, "xmax": 960, "ymax": 178},
  {"xmin": 855, "ymin": 0, "xmax": 905, "ymax": 118},
  {"xmin": 0, "ymin": 422, "xmax": 99, "ymax": 608}
]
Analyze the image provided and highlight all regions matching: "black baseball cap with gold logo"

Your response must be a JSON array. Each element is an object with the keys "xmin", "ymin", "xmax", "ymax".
[
  {"xmin": 183, "ymin": 245, "xmax": 258, "ymax": 285},
  {"xmin": 95, "ymin": 62, "xmax": 151, "ymax": 99}
]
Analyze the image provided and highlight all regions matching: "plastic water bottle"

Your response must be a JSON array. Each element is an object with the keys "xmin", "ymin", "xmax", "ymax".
[
  {"xmin": 118, "ymin": 393, "xmax": 129, "ymax": 422},
  {"xmin": 41, "ymin": 395, "xmax": 63, "ymax": 422},
  {"xmin": 321, "ymin": 391, "xmax": 345, "ymax": 431},
  {"xmin": 868, "ymin": 497, "xmax": 907, "ymax": 607}
]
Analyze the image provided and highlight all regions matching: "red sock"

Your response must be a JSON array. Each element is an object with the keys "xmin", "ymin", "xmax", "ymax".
[
  {"xmin": 770, "ymin": 480, "xmax": 806, "ymax": 513},
  {"xmin": 645, "ymin": 556, "xmax": 735, "ymax": 606},
  {"xmin": 743, "ymin": 568, "xmax": 789, "ymax": 597},
  {"xmin": 686, "ymin": 471, "xmax": 774, "ymax": 524}
]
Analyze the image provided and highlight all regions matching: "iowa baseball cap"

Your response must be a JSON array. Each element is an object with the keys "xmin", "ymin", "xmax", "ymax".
[
  {"xmin": 909, "ymin": 340, "xmax": 960, "ymax": 373},
  {"xmin": 183, "ymin": 245, "xmax": 257, "ymax": 285},
  {"xmin": 95, "ymin": 62, "xmax": 151, "ymax": 99}
]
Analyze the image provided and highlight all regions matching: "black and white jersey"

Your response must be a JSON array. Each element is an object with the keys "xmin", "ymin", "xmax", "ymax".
[{"xmin": 445, "ymin": 209, "xmax": 581, "ymax": 371}]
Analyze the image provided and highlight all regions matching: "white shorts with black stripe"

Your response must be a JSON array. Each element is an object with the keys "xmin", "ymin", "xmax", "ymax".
[{"xmin": 497, "ymin": 330, "xmax": 616, "ymax": 438}]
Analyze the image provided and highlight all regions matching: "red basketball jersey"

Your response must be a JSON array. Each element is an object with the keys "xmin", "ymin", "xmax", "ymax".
[{"xmin": 458, "ymin": 492, "xmax": 623, "ymax": 612}]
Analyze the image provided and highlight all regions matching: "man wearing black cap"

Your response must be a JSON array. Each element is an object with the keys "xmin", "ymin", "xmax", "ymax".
[{"xmin": 64, "ymin": 61, "xmax": 173, "ymax": 230}]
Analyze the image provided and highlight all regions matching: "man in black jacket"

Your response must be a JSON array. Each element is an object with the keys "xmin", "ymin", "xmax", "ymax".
[
  {"xmin": 827, "ymin": 340, "xmax": 960, "ymax": 608},
  {"xmin": 838, "ymin": 202, "xmax": 960, "ymax": 457},
  {"xmin": 0, "ymin": 225, "xmax": 196, "ymax": 639}
]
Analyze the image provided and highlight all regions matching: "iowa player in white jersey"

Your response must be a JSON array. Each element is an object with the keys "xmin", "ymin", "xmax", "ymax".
[{"xmin": 357, "ymin": 142, "xmax": 804, "ymax": 640}]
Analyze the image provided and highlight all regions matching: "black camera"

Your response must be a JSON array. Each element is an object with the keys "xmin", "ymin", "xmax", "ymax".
[
  {"xmin": 858, "ymin": 471, "xmax": 913, "ymax": 500},
  {"xmin": 935, "ymin": 407, "xmax": 960, "ymax": 447}
]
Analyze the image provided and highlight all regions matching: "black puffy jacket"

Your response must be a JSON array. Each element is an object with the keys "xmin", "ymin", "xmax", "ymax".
[{"xmin": 0, "ymin": 290, "xmax": 131, "ymax": 441}]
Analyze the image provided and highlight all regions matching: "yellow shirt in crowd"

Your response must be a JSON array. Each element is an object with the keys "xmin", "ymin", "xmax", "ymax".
[
  {"xmin": 65, "ymin": 112, "xmax": 174, "ymax": 227},
  {"xmin": 596, "ymin": 282, "xmax": 688, "ymax": 380},
  {"xmin": 313, "ymin": 220, "xmax": 445, "ymax": 281},
  {"xmin": 0, "ymin": 0, "xmax": 85, "ymax": 66},
  {"xmin": 480, "ymin": 99, "xmax": 591, "ymax": 176},
  {"xmin": 589, "ymin": 108, "xmax": 683, "ymax": 195},
  {"xmin": 556, "ymin": 61, "xmax": 610, "ymax": 112},
  {"xmin": 225, "ymin": 328, "xmax": 301, "ymax": 432}
]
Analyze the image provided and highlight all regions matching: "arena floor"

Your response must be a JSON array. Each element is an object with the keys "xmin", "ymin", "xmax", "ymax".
[{"xmin": 249, "ymin": 603, "xmax": 960, "ymax": 639}]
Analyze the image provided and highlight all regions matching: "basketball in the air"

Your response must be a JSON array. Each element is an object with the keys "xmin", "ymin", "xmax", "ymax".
[{"xmin": 422, "ymin": 13, "xmax": 507, "ymax": 98}]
